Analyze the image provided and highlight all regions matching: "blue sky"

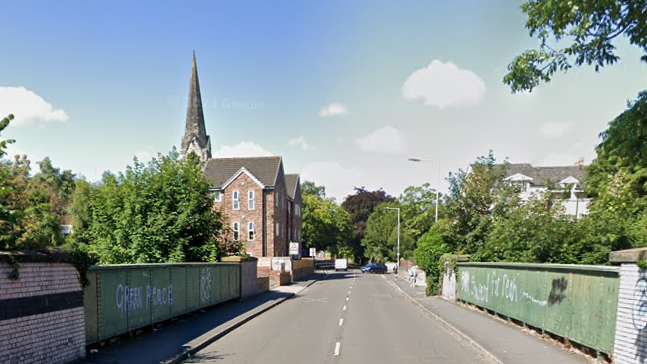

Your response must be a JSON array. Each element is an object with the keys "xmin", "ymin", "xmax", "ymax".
[{"xmin": 2, "ymin": 0, "xmax": 647, "ymax": 201}]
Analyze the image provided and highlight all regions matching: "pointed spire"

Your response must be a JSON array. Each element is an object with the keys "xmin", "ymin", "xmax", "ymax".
[{"xmin": 181, "ymin": 52, "xmax": 212, "ymax": 162}]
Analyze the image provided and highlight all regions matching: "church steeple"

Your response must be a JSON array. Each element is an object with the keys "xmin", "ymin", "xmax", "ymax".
[{"xmin": 180, "ymin": 52, "xmax": 212, "ymax": 163}]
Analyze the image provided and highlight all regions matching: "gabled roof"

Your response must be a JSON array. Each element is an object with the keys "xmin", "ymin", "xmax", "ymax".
[
  {"xmin": 221, "ymin": 167, "xmax": 265, "ymax": 190},
  {"xmin": 205, "ymin": 156, "xmax": 282, "ymax": 189},
  {"xmin": 503, "ymin": 163, "xmax": 586, "ymax": 186},
  {"xmin": 285, "ymin": 174, "xmax": 300, "ymax": 199},
  {"xmin": 504, "ymin": 173, "xmax": 533, "ymax": 182}
]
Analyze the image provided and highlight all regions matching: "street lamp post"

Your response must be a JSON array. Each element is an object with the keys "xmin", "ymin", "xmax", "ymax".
[
  {"xmin": 408, "ymin": 158, "xmax": 440, "ymax": 223},
  {"xmin": 384, "ymin": 207, "xmax": 400, "ymax": 267}
]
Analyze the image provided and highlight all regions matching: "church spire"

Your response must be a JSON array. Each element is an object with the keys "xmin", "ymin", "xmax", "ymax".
[{"xmin": 181, "ymin": 52, "xmax": 212, "ymax": 163}]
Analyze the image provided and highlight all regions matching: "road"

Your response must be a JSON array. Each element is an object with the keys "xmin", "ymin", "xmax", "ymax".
[{"xmin": 183, "ymin": 270, "xmax": 492, "ymax": 364}]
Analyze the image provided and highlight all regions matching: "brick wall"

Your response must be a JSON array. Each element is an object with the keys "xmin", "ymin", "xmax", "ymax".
[
  {"xmin": 215, "ymin": 172, "xmax": 265, "ymax": 257},
  {"xmin": 0, "ymin": 261, "xmax": 86, "ymax": 364},
  {"xmin": 613, "ymin": 263, "xmax": 647, "ymax": 364}
]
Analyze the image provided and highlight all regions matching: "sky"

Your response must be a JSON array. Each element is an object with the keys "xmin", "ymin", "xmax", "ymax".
[{"xmin": 2, "ymin": 0, "xmax": 647, "ymax": 202}]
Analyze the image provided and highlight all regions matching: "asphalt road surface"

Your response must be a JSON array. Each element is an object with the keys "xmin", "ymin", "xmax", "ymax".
[{"xmin": 183, "ymin": 270, "xmax": 492, "ymax": 364}]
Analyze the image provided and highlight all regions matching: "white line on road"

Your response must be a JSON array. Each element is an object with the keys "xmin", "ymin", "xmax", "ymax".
[
  {"xmin": 348, "ymin": 290, "xmax": 351, "ymax": 294},
  {"xmin": 334, "ymin": 342, "xmax": 341, "ymax": 356},
  {"xmin": 343, "ymin": 305, "xmax": 347, "ymax": 311},
  {"xmin": 339, "ymin": 318, "xmax": 344, "ymax": 326},
  {"xmin": 346, "ymin": 297, "xmax": 349, "ymax": 301}
]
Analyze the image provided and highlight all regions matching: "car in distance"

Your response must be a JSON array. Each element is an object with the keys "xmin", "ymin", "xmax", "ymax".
[
  {"xmin": 335, "ymin": 258, "xmax": 348, "ymax": 271},
  {"xmin": 360, "ymin": 263, "xmax": 387, "ymax": 274}
]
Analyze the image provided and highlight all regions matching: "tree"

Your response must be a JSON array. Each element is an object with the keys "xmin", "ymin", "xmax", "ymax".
[
  {"xmin": 443, "ymin": 152, "xmax": 510, "ymax": 253},
  {"xmin": 398, "ymin": 183, "xmax": 439, "ymax": 242},
  {"xmin": 0, "ymin": 114, "xmax": 16, "ymax": 225},
  {"xmin": 301, "ymin": 181, "xmax": 351, "ymax": 254},
  {"xmin": 89, "ymin": 150, "xmax": 225, "ymax": 264},
  {"xmin": 505, "ymin": 1, "xmax": 647, "ymax": 93},
  {"xmin": 414, "ymin": 225, "xmax": 451, "ymax": 295},
  {"xmin": 0, "ymin": 155, "xmax": 63, "ymax": 250},
  {"xmin": 341, "ymin": 187, "xmax": 395, "ymax": 263}
]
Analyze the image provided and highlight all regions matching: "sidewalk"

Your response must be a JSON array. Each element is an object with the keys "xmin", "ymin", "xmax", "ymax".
[
  {"xmin": 79, "ymin": 274, "xmax": 322, "ymax": 364},
  {"xmin": 388, "ymin": 274, "xmax": 591, "ymax": 364}
]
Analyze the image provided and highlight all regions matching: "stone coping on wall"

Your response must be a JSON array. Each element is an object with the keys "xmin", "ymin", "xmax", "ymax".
[
  {"xmin": 87, "ymin": 262, "xmax": 240, "ymax": 270},
  {"xmin": 609, "ymin": 247, "xmax": 647, "ymax": 263},
  {"xmin": 458, "ymin": 261, "xmax": 620, "ymax": 274},
  {"xmin": 221, "ymin": 256, "xmax": 258, "ymax": 262},
  {"xmin": 0, "ymin": 249, "xmax": 73, "ymax": 264}
]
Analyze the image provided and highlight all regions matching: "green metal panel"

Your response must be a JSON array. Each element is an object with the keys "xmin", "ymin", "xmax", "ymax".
[
  {"xmin": 124, "ymin": 268, "xmax": 151, "ymax": 331},
  {"xmin": 169, "ymin": 267, "xmax": 187, "ymax": 316},
  {"xmin": 186, "ymin": 266, "xmax": 200, "ymax": 312},
  {"xmin": 98, "ymin": 270, "xmax": 129, "ymax": 340},
  {"xmin": 456, "ymin": 263, "xmax": 620, "ymax": 354},
  {"xmin": 83, "ymin": 270, "xmax": 99, "ymax": 344},
  {"xmin": 150, "ymin": 268, "xmax": 172, "ymax": 322},
  {"xmin": 89, "ymin": 262, "xmax": 243, "ymax": 344}
]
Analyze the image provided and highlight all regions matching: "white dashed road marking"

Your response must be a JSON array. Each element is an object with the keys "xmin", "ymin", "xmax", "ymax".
[
  {"xmin": 343, "ymin": 305, "xmax": 347, "ymax": 311},
  {"xmin": 334, "ymin": 342, "xmax": 341, "ymax": 356},
  {"xmin": 339, "ymin": 318, "xmax": 344, "ymax": 326}
]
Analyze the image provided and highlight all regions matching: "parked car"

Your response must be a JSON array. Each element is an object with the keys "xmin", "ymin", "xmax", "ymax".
[
  {"xmin": 335, "ymin": 258, "xmax": 348, "ymax": 271},
  {"xmin": 360, "ymin": 263, "xmax": 387, "ymax": 274}
]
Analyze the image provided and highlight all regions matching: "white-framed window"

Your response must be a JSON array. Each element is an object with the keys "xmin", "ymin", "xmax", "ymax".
[
  {"xmin": 233, "ymin": 190, "xmax": 240, "ymax": 210},
  {"xmin": 248, "ymin": 222, "xmax": 255, "ymax": 241},
  {"xmin": 276, "ymin": 222, "xmax": 280, "ymax": 236},
  {"xmin": 211, "ymin": 191, "xmax": 222, "ymax": 203},
  {"xmin": 233, "ymin": 222, "xmax": 240, "ymax": 241},
  {"xmin": 288, "ymin": 202, "xmax": 291, "ymax": 214},
  {"xmin": 248, "ymin": 190, "xmax": 255, "ymax": 210},
  {"xmin": 275, "ymin": 192, "xmax": 280, "ymax": 207}
]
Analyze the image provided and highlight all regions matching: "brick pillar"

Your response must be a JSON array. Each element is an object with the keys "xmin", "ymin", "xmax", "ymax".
[
  {"xmin": 221, "ymin": 256, "xmax": 258, "ymax": 299},
  {"xmin": 610, "ymin": 248, "xmax": 647, "ymax": 364}
]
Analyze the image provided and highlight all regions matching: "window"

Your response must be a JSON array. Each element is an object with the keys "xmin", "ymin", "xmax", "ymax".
[
  {"xmin": 275, "ymin": 192, "xmax": 279, "ymax": 207},
  {"xmin": 288, "ymin": 226, "xmax": 292, "ymax": 240},
  {"xmin": 248, "ymin": 190, "xmax": 255, "ymax": 210},
  {"xmin": 248, "ymin": 222, "xmax": 255, "ymax": 241},
  {"xmin": 275, "ymin": 222, "xmax": 280, "ymax": 236},
  {"xmin": 296, "ymin": 205, "xmax": 300, "ymax": 216},
  {"xmin": 211, "ymin": 191, "xmax": 221, "ymax": 203},
  {"xmin": 288, "ymin": 202, "xmax": 291, "ymax": 214},
  {"xmin": 233, "ymin": 190, "xmax": 240, "ymax": 210},
  {"xmin": 233, "ymin": 222, "xmax": 240, "ymax": 241}
]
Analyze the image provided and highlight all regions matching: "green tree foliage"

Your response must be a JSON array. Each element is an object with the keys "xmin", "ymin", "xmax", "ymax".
[
  {"xmin": 0, "ymin": 155, "xmax": 64, "ymax": 249},
  {"xmin": 505, "ymin": 0, "xmax": 647, "ymax": 92},
  {"xmin": 301, "ymin": 181, "xmax": 351, "ymax": 255},
  {"xmin": 341, "ymin": 187, "xmax": 394, "ymax": 262},
  {"xmin": 443, "ymin": 152, "xmax": 510, "ymax": 253},
  {"xmin": 0, "ymin": 114, "xmax": 16, "ymax": 224},
  {"xmin": 89, "ymin": 150, "xmax": 224, "ymax": 264},
  {"xmin": 398, "ymin": 183, "xmax": 438, "ymax": 242},
  {"xmin": 33, "ymin": 157, "xmax": 76, "ymax": 221},
  {"xmin": 414, "ymin": 226, "xmax": 451, "ymax": 295}
]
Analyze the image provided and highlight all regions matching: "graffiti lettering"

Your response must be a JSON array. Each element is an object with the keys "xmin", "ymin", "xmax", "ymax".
[
  {"xmin": 632, "ymin": 278, "xmax": 647, "ymax": 330},
  {"xmin": 521, "ymin": 291, "xmax": 547, "ymax": 306},
  {"xmin": 115, "ymin": 283, "xmax": 173, "ymax": 318},
  {"xmin": 200, "ymin": 267, "xmax": 212, "ymax": 303}
]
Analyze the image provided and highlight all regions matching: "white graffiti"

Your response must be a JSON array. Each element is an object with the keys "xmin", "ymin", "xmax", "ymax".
[
  {"xmin": 115, "ymin": 283, "xmax": 173, "ymax": 318},
  {"xmin": 521, "ymin": 291, "xmax": 547, "ymax": 307},
  {"xmin": 460, "ymin": 270, "xmax": 519, "ymax": 304},
  {"xmin": 200, "ymin": 267, "xmax": 212, "ymax": 303}
]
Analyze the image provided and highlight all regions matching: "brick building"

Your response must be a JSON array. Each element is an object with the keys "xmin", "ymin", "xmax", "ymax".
[{"xmin": 179, "ymin": 54, "xmax": 302, "ymax": 257}]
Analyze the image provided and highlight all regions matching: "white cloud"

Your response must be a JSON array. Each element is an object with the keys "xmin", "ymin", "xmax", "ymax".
[
  {"xmin": 288, "ymin": 135, "xmax": 311, "ymax": 150},
  {"xmin": 539, "ymin": 121, "xmax": 572, "ymax": 139},
  {"xmin": 134, "ymin": 150, "xmax": 156, "ymax": 163},
  {"xmin": 319, "ymin": 102, "xmax": 348, "ymax": 117},
  {"xmin": 356, "ymin": 126, "xmax": 407, "ymax": 154},
  {"xmin": 301, "ymin": 161, "xmax": 363, "ymax": 202},
  {"xmin": 0, "ymin": 86, "xmax": 68, "ymax": 127},
  {"xmin": 213, "ymin": 142, "xmax": 273, "ymax": 158},
  {"xmin": 401, "ymin": 60, "xmax": 486, "ymax": 109}
]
